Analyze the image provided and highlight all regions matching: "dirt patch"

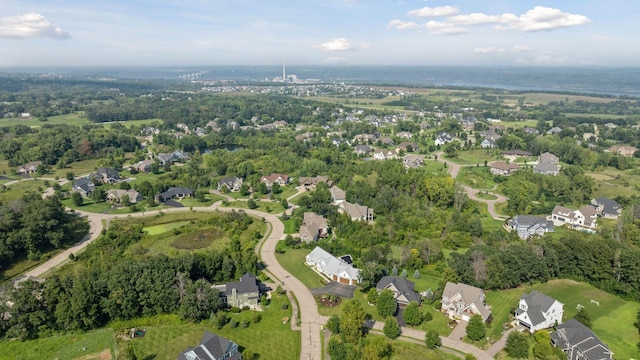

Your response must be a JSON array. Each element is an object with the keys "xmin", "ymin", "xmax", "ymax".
[
  {"xmin": 317, "ymin": 295, "xmax": 341, "ymax": 307},
  {"xmin": 73, "ymin": 349, "xmax": 111, "ymax": 360}
]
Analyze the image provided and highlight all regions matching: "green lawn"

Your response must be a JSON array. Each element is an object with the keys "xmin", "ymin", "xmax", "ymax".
[
  {"xmin": 279, "ymin": 186, "xmax": 299, "ymax": 200},
  {"xmin": 52, "ymin": 159, "xmax": 101, "ymax": 178},
  {"xmin": 0, "ymin": 328, "xmax": 114, "ymax": 360},
  {"xmin": 485, "ymin": 279, "xmax": 640, "ymax": 359},
  {"xmin": 121, "ymin": 294, "xmax": 298, "ymax": 360},
  {"xmin": 449, "ymin": 149, "xmax": 499, "ymax": 166},
  {"xmin": 222, "ymin": 200, "xmax": 285, "ymax": 214},
  {"xmin": 143, "ymin": 221, "xmax": 192, "ymax": 235},
  {"xmin": 282, "ymin": 218, "xmax": 297, "ymax": 234},
  {"xmin": 0, "ymin": 180, "xmax": 47, "ymax": 202},
  {"xmin": 61, "ymin": 197, "xmax": 113, "ymax": 213},
  {"xmin": 275, "ymin": 246, "xmax": 326, "ymax": 289},
  {"xmin": 0, "ymin": 112, "xmax": 89, "ymax": 128},
  {"xmin": 420, "ymin": 159, "xmax": 448, "ymax": 174}
]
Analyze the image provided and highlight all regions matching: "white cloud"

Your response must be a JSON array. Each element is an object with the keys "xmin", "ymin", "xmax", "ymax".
[
  {"xmin": 0, "ymin": 13, "xmax": 70, "ymax": 40},
  {"xmin": 408, "ymin": 6, "xmax": 459, "ymax": 18},
  {"xmin": 387, "ymin": 19, "xmax": 420, "ymax": 30},
  {"xmin": 447, "ymin": 6, "xmax": 590, "ymax": 32},
  {"xmin": 474, "ymin": 45, "xmax": 531, "ymax": 54},
  {"xmin": 424, "ymin": 21, "xmax": 466, "ymax": 35},
  {"xmin": 313, "ymin": 38, "xmax": 353, "ymax": 52}
]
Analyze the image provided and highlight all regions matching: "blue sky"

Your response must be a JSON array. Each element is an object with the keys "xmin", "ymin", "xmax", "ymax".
[{"xmin": 0, "ymin": 0, "xmax": 638, "ymax": 67}]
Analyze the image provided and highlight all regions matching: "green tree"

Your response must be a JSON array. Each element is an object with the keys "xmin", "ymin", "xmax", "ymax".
[
  {"xmin": 574, "ymin": 307, "xmax": 591, "ymax": 328},
  {"xmin": 72, "ymin": 191, "xmax": 83, "ymax": 206},
  {"xmin": 376, "ymin": 290, "xmax": 397, "ymax": 318},
  {"xmin": 179, "ymin": 279, "xmax": 222, "ymax": 322},
  {"xmin": 362, "ymin": 336, "xmax": 391, "ymax": 360},
  {"xmin": 403, "ymin": 301, "xmax": 423, "ymax": 326},
  {"xmin": 425, "ymin": 330, "xmax": 441, "ymax": 349},
  {"xmin": 367, "ymin": 288, "xmax": 378, "ymax": 305},
  {"xmin": 65, "ymin": 172, "xmax": 75, "ymax": 181},
  {"xmin": 505, "ymin": 331, "xmax": 529, "ymax": 358},
  {"xmin": 258, "ymin": 182, "xmax": 268, "ymax": 194},
  {"xmin": 247, "ymin": 198, "xmax": 258, "ymax": 209},
  {"xmin": 341, "ymin": 299, "xmax": 366, "ymax": 344},
  {"xmin": 383, "ymin": 316, "xmax": 401, "ymax": 339},
  {"xmin": 240, "ymin": 183, "xmax": 250, "ymax": 196},
  {"xmin": 326, "ymin": 315, "xmax": 340, "ymax": 334},
  {"xmin": 466, "ymin": 314, "xmax": 486, "ymax": 342},
  {"xmin": 271, "ymin": 181, "xmax": 281, "ymax": 194}
]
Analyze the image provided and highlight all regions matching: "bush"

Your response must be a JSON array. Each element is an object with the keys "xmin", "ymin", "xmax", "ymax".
[
  {"xmin": 215, "ymin": 312, "xmax": 228, "ymax": 329},
  {"xmin": 252, "ymin": 313, "xmax": 262, "ymax": 323},
  {"xmin": 241, "ymin": 319, "xmax": 249, "ymax": 328},
  {"xmin": 425, "ymin": 330, "xmax": 441, "ymax": 349},
  {"xmin": 423, "ymin": 310, "xmax": 433, "ymax": 322},
  {"xmin": 281, "ymin": 303, "xmax": 289, "ymax": 310},
  {"xmin": 229, "ymin": 319, "xmax": 238, "ymax": 328},
  {"xmin": 247, "ymin": 198, "xmax": 258, "ymax": 209},
  {"xmin": 326, "ymin": 315, "xmax": 340, "ymax": 334},
  {"xmin": 505, "ymin": 331, "xmax": 529, "ymax": 358},
  {"xmin": 383, "ymin": 316, "xmax": 401, "ymax": 339},
  {"xmin": 229, "ymin": 307, "xmax": 241, "ymax": 313}
]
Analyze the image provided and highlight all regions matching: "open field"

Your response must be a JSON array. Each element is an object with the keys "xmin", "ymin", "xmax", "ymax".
[
  {"xmin": 0, "ymin": 179, "xmax": 47, "ymax": 202},
  {"xmin": 563, "ymin": 112, "xmax": 629, "ymax": 119},
  {"xmin": 485, "ymin": 279, "xmax": 640, "ymax": 359},
  {"xmin": 448, "ymin": 149, "xmax": 499, "ymax": 166},
  {"xmin": 52, "ymin": 159, "xmax": 101, "ymax": 178},
  {"xmin": 143, "ymin": 221, "xmax": 192, "ymax": 235},
  {"xmin": 0, "ymin": 112, "xmax": 89, "ymax": 128},
  {"xmin": 503, "ymin": 92, "xmax": 624, "ymax": 105},
  {"xmin": 222, "ymin": 199, "xmax": 285, "ymax": 214},
  {"xmin": 457, "ymin": 166, "xmax": 497, "ymax": 189},
  {"xmin": 0, "ymin": 328, "xmax": 114, "ymax": 360}
]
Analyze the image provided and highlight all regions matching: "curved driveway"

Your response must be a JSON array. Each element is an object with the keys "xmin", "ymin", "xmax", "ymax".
[{"xmin": 435, "ymin": 151, "xmax": 508, "ymax": 220}]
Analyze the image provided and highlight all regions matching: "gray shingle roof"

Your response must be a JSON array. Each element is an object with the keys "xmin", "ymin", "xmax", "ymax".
[
  {"xmin": 376, "ymin": 276, "xmax": 421, "ymax": 303},
  {"xmin": 520, "ymin": 291, "xmax": 557, "ymax": 326},
  {"xmin": 551, "ymin": 319, "xmax": 613, "ymax": 360}
]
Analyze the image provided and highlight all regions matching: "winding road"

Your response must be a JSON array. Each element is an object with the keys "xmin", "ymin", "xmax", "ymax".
[
  {"xmin": 7, "ymin": 176, "xmax": 509, "ymax": 359},
  {"xmin": 435, "ymin": 151, "xmax": 508, "ymax": 220}
]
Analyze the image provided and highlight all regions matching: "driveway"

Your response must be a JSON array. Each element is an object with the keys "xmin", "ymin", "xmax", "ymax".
[
  {"xmin": 309, "ymin": 281, "xmax": 356, "ymax": 298},
  {"xmin": 448, "ymin": 320, "xmax": 468, "ymax": 341}
]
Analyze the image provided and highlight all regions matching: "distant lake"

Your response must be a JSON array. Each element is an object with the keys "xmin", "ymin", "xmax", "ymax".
[{"xmin": 5, "ymin": 65, "xmax": 640, "ymax": 97}]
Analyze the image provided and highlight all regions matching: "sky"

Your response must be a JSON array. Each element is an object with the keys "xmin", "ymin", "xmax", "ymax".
[{"xmin": 0, "ymin": 0, "xmax": 638, "ymax": 67}]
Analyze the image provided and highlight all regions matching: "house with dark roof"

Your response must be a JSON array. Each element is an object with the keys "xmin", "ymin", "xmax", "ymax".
[
  {"xmin": 218, "ymin": 273, "xmax": 261, "ymax": 310},
  {"xmin": 403, "ymin": 154, "xmax": 425, "ymax": 169},
  {"xmin": 591, "ymin": 197, "xmax": 622, "ymax": 219},
  {"xmin": 299, "ymin": 212, "xmax": 329, "ymax": 243},
  {"xmin": 376, "ymin": 276, "xmax": 421, "ymax": 307},
  {"xmin": 550, "ymin": 318, "xmax": 613, "ymax": 360},
  {"xmin": 489, "ymin": 162, "xmax": 520, "ymax": 176},
  {"xmin": 176, "ymin": 331, "xmax": 241, "ymax": 360},
  {"xmin": 298, "ymin": 176, "xmax": 333, "ymax": 189},
  {"xmin": 156, "ymin": 187, "xmax": 193, "ymax": 202},
  {"xmin": 480, "ymin": 138, "xmax": 496, "ymax": 149},
  {"xmin": 441, "ymin": 282, "xmax": 491, "ymax": 322},
  {"xmin": 218, "ymin": 177, "xmax": 243, "ymax": 192},
  {"xmin": 305, "ymin": 246, "xmax": 360, "ymax": 285},
  {"xmin": 508, "ymin": 215, "xmax": 554, "ymax": 240},
  {"xmin": 354, "ymin": 144, "xmax": 372, "ymax": 156},
  {"xmin": 72, "ymin": 177, "xmax": 95, "ymax": 198},
  {"xmin": 435, "ymin": 132, "xmax": 454, "ymax": 146},
  {"xmin": 515, "ymin": 291, "xmax": 563, "ymax": 333},
  {"xmin": 92, "ymin": 167, "xmax": 120, "ymax": 184},
  {"xmin": 133, "ymin": 159, "xmax": 156, "ymax": 173}
]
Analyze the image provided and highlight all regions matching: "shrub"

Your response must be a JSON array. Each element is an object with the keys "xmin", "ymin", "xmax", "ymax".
[
  {"xmin": 229, "ymin": 319, "xmax": 238, "ymax": 328},
  {"xmin": 383, "ymin": 316, "xmax": 401, "ymax": 339},
  {"xmin": 425, "ymin": 330, "xmax": 441, "ymax": 349},
  {"xmin": 252, "ymin": 313, "xmax": 262, "ymax": 323},
  {"xmin": 281, "ymin": 303, "xmax": 289, "ymax": 310},
  {"xmin": 241, "ymin": 319, "xmax": 249, "ymax": 328}
]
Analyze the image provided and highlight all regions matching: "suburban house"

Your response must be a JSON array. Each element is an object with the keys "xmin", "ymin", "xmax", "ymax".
[
  {"xmin": 441, "ymin": 282, "xmax": 491, "ymax": 322},
  {"xmin": 218, "ymin": 273, "xmax": 262, "ymax": 310},
  {"xmin": 305, "ymin": 246, "xmax": 360, "ymax": 285},
  {"xmin": 299, "ymin": 212, "xmax": 329, "ymax": 243},
  {"xmin": 515, "ymin": 291, "xmax": 564, "ymax": 333},
  {"xmin": 338, "ymin": 201, "xmax": 374, "ymax": 222},
  {"xmin": 106, "ymin": 189, "xmax": 143, "ymax": 204},
  {"xmin": 353, "ymin": 144, "xmax": 372, "ymax": 156},
  {"xmin": 538, "ymin": 152, "xmax": 559, "ymax": 164},
  {"xmin": 176, "ymin": 331, "xmax": 241, "ymax": 360},
  {"xmin": 550, "ymin": 318, "xmax": 613, "ymax": 360},
  {"xmin": 396, "ymin": 131, "xmax": 413, "ymax": 139},
  {"xmin": 155, "ymin": 187, "xmax": 193, "ymax": 202},
  {"xmin": 590, "ymin": 197, "xmax": 623, "ymax": 219},
  {"xmin": 489, "ymin": 162, "xmax": 520, "ymax": 176},
  {"xmin": 378, "ymin": 137, "xmax": 394, "ymax": 146},
  {"xmin": 376, "ymin": 276, "xmax": 421, "ymax": 307},
  {"xmin": 132, "ymin": 159, "xmax": 155, "ymax": 173},
  {"xmin": 156, "ymin": 150, "xmax": 189, "ymax": 166},
  {"xmin": 403, "ymin": 154, "xmax": 425, "ymax": 169},
  {"xmin": 217, "ymin": 176, "xmax": 243, "ymax": 192},
  {"xmin": 260, "ymin": 173, "xmax": 290, "ymax": 188},
  {"xmin": 551, "ymin": 205, "xmax": 598, "ymax": 229},
  {"xmin": 508, "ymin": 215, "xmax": 554, "ymax": 240},
  {"xmin": 547, "ymin": 126, "xmax": 562, "ymax": 135},
  {"xmin": 298, "ymin": 176, "xmax": 333, "ymax": 189},
  {"xmin": 294, "ymin": 132, "xmax": 313, "ymax": 142},
  {"xmin": 92, "ymin": 167, "xmax": 120, "ymax": 184},
  {"xmin": 480, "ymin": 138, "xmax": 496, "ymax": 149},
  {"xmin": 72, "ymin": 177, "xmax": 95, "ymax": 198},
  {"xmin": 353, "ymin": 133, "xmax": 376, "ymax": 143},
  {"xmin": 330, "ymin": 185, "xmax": 346, "ymax": 204},
  {"xmin": 522, "ymin": 127, "xmax": 539, "ymax": 136},
  {"xmin": 373, "ymin": 149, "xmax": 397, "ymax": 160},
  {"xmin": 16, "ymin": 161, "xmax": 42, "ymax": 175},
  {"xmin": 534, "ymin": 162, "xmax": 560, "ymax": 176},
  {"xmin": 397, "ymin": 142, "xmax": 419, "ymax": 152},
  {"xmin": 610, "ymin": 145, "xmax": 638, "ymax": 157},
  {"xmin": 435, "ymin": 132, "xmax": 454, "ymax": 146}
]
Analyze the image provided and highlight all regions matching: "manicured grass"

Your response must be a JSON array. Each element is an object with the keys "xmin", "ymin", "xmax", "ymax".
[
  {"xmin": 415, "ymin": 305, "xmax": 455, "ymax": 336},
  {"xmin": 0, "ymin": 328, "xmax": 114, "ymax": 360},
  {"xmin": 365, "ymin": 335, "xmax": 459, "ymax": 360},
  {"xmin": 121, "ymin": 294, "xmax": 298, "ymax": 360},
  {"xmin": 475, "ymin": 192, "xmax": 498, "ymax": 200},
  {"xmin": 420, "ymin": 159, "xmax": 448, "ymax": 174},
  {"xmin": 0, "ymin": 180, "xmax": 47, "ymax": 202},
  {"xmin": 481, "ymin": 217, "xmax": 505, "ymax": 233},
  {"xmin": 449, "ymin": 149, "xmax": 499, "ymax": 166},
  {"xmin": 0, "ymin": 112, "xmax": 89, "ymax": 128},
  {"xmin": 409, "ymin": 268, "xmax": 441, "ymax": 293},
  {"xmin": 457, "ymin": 166, "xmax": 497, "ymax": 189},
  {"xmin": 282, "ymin": 218, "xmax": 297, "ymax": 234},
  {"xmin": 102, "ymin": 118, "xmax": 164, "ymax": 129},
  {"xmin": 52, "ymin": 159, "xmax": 101, "ymax": 178},
  {"xmin": 485, "ymin": 279, "xmax": 640, "ymax": 359},
  {"xmin": 222, "ymin": 200, "xmax": 284, "ymax": 214},
  {"xmin": 279, "ymin": 186, "xmax": 299, "ymax": 200},
  {"xmin": 61, "ymin": 197, "xmax": 113, "ymax": 213},
  {"xmin": 275, "ymin": 246, "xmax": 326, "ymax": 289}
]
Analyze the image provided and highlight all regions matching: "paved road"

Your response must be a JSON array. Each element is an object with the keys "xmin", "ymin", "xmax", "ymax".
[{"xmin": 435, "ymin": 151, "xmax": 508, "ymax": 220}]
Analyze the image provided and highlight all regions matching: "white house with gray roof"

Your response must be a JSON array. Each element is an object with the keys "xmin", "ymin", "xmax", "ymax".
[
  {"xmin": 508, "ymin": 215, "xmax": 554, "ymax": 240},
  {"xmin": 515, "ymin": 290, "xmax": 563, "ymax": 333},
  {"xmin": 305, "ymin": 246, "xmax": 360, "ymax": 285}
]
